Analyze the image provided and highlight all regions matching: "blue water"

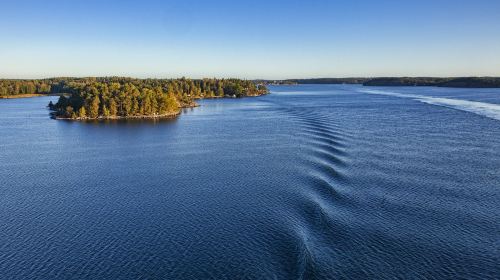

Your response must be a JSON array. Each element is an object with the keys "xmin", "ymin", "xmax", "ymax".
[{"xmin": 1, "ymin": 85, "xmax": 499, "ymax": 279}]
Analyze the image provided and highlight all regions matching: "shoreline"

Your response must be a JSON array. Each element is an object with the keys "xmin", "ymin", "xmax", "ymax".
[
  {"xmin": 53, "ymin": 111, "xmax": 181, "ymax": 121},
  {"xmin": 0, "ymin": 94, "xmax": 47, "ymax": 99},
  {"xmin": 0, "ymin": 93, "xmax": 64, "ymax": 99}
]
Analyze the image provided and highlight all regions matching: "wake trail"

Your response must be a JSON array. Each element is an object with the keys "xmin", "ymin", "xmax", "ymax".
[{"xmin": 360, "ymin": 89, "xmax": 500, "ymax": 121}]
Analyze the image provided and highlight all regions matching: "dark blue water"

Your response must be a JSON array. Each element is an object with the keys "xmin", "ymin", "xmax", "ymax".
[{"xmin": 1, "ymin": 85, "xmax": 499, "ymax": 279}]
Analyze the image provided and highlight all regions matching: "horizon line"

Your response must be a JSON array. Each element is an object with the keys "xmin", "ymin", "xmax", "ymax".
[{"xmin": 1, "ymin": 75, "xmax": 500, "ymax": 80}]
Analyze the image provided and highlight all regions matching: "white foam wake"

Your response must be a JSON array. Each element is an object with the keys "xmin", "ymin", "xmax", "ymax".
[{"xmin": 360, "ymin": 89, "xmax": 500, "ymax": 121}]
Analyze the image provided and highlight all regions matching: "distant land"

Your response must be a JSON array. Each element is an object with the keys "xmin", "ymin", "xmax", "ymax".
[
  {"xmin": 363, "ymin": 77, "xmax": 500, "ymax": 88},
  {"xmin": 258, "ymin": 78, "xmax": 369, "ymax": 85},
  {"xmin": 261, "ymin": 77, "xmax": 500, "ymax": 88},
  {"xmin": 256, "ymin": 78, "xmax": 368, "ymax": 85}
]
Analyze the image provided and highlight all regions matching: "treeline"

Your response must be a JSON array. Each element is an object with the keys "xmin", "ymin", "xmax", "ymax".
[
  {"xmin": 363, "ymin": 77, "xmax": 445, "ymax": 86},
  {"xmin": 259, "ymin": 78, "xmax": 369, "ymax": 85},
  {"xmin": 45, "ymin": 77, "xmax": 268, "ymax": 119},
  {"xmin": 288, "ymin": 78, "xmax": 369, "ymax": 84},
  {"xmin": 0, "ymin": 78, "xmax": 68, "ymax": 96},
  {"xmin": 363, "ymin": 77, "xmax": 500, "ymax": 88},
  {"xmin": 260, "ymin": 77, "xmax": 500, "ymax": 88},
  {"xmin": 438, "ymin": 77, "xmax": 500, "ymax": 88}
]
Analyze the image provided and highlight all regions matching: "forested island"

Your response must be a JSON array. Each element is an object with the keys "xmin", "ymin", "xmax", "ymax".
[{"xmin": 0, "ymin": 78, "xmax": 268, "ymax": 119}]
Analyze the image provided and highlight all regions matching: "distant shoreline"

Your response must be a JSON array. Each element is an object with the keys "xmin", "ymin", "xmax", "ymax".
[
  {"xmin": 0, "ymin": 93, "xmax": 46, "ymax": 99},
  {"xmin": 0, "ymin": 93, "xmax": 64, "ymax": 99},
  {"xmin": 260, "ymin": 77, "xmax": 500, "ymax": 88}
]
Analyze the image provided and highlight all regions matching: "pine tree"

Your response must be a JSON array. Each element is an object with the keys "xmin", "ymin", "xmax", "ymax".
[
  {"xmin": 145, "ymin": 95, "xmax": 152, "ymax": 114},
  {"xmin": 131, "ymin": 97, "xmax": 139, "ymax": 115},
  {"xmin": 65, "ymin": 106, "xmax": 74, "ymax": 118},
  {"xmin": 109, "ymin": 99, "xmax": 118, "ymax": 116},
  {"xmin": 89, "ymin": 95, "xmax": 100, "ymax": 118},
  {"xmin": 151, "ymin": 94, "xmax": 158, "ymax": 114},
  {"xmin": 217, "ymin": 85, "xmax": 224, "ymax": 97},
  {"xmin": 165, "ymin": 94, "xmax": 179, "ymax": 113},
  {"xmin": 78, "ymin": 107, "xmax": 87, "ymax": 119},
  {"xmin": 102, "ymin": 105, "xmax": 110, "ymax": 117}
]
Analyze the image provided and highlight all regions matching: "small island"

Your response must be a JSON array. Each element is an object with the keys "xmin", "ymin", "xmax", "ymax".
[{"xmin": 0, "ymin": 78, "xmax": 269, "ymax": 120}]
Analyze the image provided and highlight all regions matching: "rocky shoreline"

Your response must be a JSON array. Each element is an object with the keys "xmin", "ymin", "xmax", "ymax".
[{"xmin": 52, "ymin": 111, "xmax": 181, "ymax": 121}]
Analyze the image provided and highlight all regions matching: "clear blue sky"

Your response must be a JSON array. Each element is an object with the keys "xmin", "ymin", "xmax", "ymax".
[{"xmin": 1, "ymin": 0, "xmax": 499, "ymax": 79}]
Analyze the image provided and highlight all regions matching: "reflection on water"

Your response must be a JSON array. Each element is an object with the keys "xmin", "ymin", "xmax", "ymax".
[{"xmin": 72, "ymin": 116, "xmax": 179, "ymax": 126}]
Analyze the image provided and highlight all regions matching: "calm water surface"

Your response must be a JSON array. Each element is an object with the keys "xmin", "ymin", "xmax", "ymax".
[{"xmin": 1, "ymin": 85, "xmax": 499, "ymax": 279}]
